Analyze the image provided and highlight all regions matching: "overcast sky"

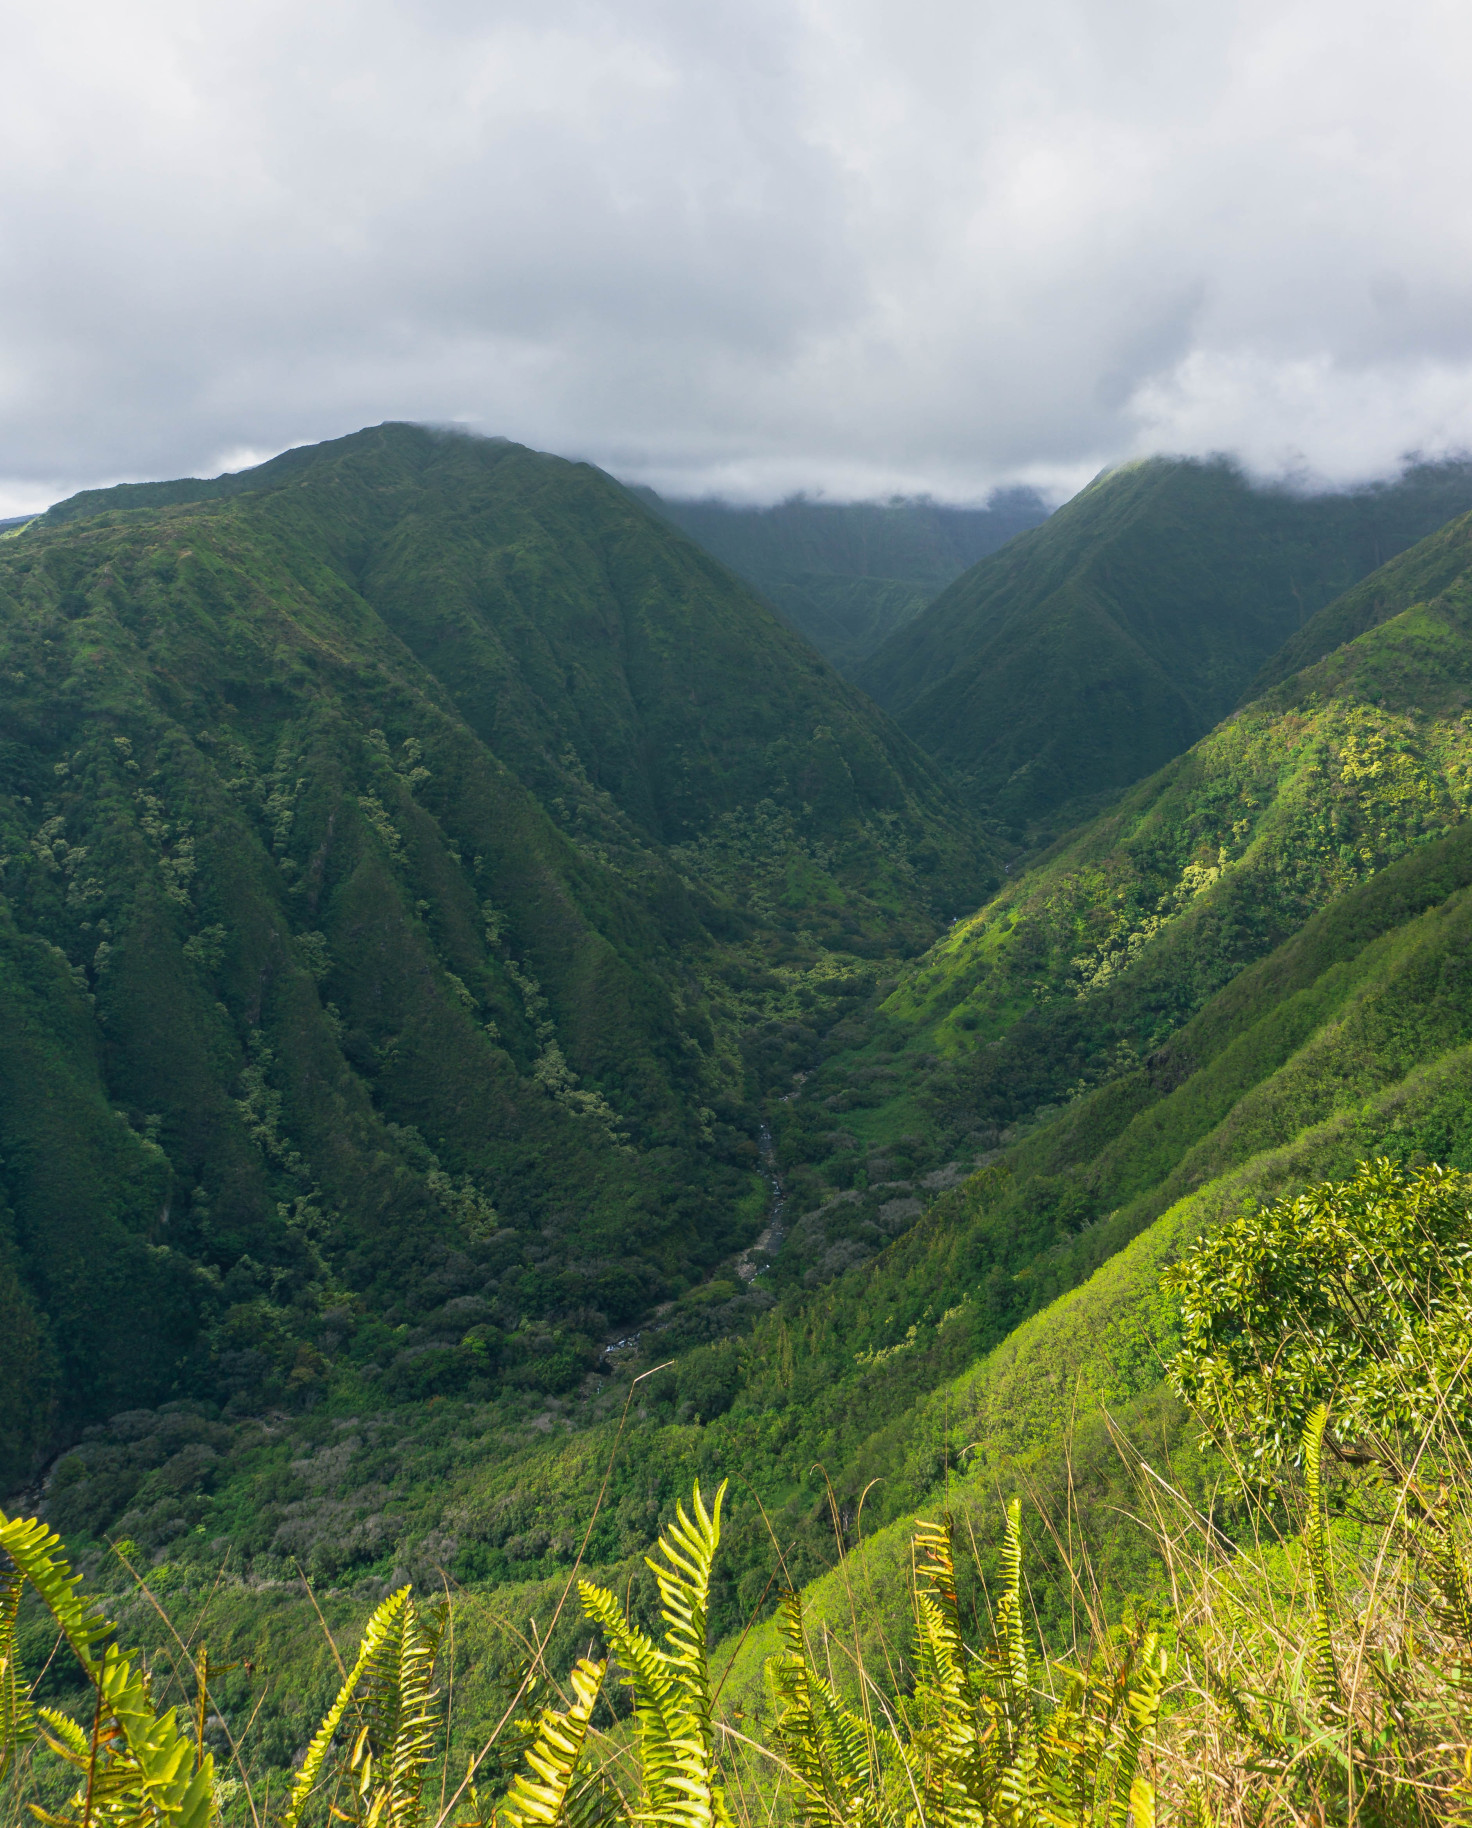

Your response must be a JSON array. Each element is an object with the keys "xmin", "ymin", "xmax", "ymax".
[{"xmin": 3, "ymin": 0, "xmax": 1471, "ymax": 513}]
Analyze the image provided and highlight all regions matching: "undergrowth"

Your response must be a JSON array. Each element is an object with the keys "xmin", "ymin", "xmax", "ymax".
[{"xmin": 6, "ymin": 1161, "xmax": 1472, "ymax": 1825}]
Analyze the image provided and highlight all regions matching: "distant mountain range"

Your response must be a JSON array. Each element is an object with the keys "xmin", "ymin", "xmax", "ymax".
[
  {"xmin": 859, "ymin": 454, "xmax": 1472, "ymax": 840},
  {"xmin": 632, "ymin": 485, "xmax": 1050, "ymax": 672}
]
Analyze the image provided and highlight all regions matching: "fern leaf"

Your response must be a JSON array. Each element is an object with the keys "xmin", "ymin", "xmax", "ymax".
[
  {"xmin": 0, "ymin": 1564, "xmax": 32, "ymax": 1778},
  {"xmin": 644, "ymin": 1486, "xmax": 724, "ymax": 1696},
  {"xmin": 498, "ymin": 1658, "xmax": 605, "ymax": 1828},
  {"xmin": 1431, "ymin": 1537, "xmax": 1472, "ymax": 1689},
  {"xmin": 909, "ymin": 1518, "xmax": 992, "ymax": 1828},
  {"xmin": 1188, "ymin": 1643, "xmax": 1285, "ymax": 1758},
  {"xmin": 910, "ymin": 1521, "xmax": 972, "ymax": 1712},
  {"xmin": 34, "ymin": 1708, "xmax": 92, "ymax": 1765},
  {"xmin": 1103, "ymin": 1633, "xmax": 1166, "ymax": 1828},
  {"xmin": 1301, "ymin": 1405, "xmax": 1341, "ymax": 1709},
  {"xmin": 579, "ymin": 1582, "xmax": 682, "ymax": 1773},
  {"xmin": 0, "ymin": 1513, "xmax": 113, "ymax": 1675},
  {"xmin": 1, "ymin": 1516, "xmax": 213, "ymax": 1828},
  {"xmin": 360, "ymin": 1594, "xmax": 442, "ymax": 1828},
  {"xmin": 580, "ymin": 1481, "xmax": 729, "ymax": 1828},
  {"xmin": 94, "ymin": 1642, "xmax": 217, "ymax": 1828},
  {"xmin": 281, "ymin": 1588, "xmax": 413, "ymax": 1828},
  {"xmin": 993, "ymin": 1500, "xmax": 1032, "ymax": 1715},
  {"xmin": 766, "ymin": 1591, "xmax": 882, "ymax": 1828}
]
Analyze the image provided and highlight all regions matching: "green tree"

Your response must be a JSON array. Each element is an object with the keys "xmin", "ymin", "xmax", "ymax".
[{"xmin": 1166, "ymin": 1158, "xmax": 1472, "ymax": 1466}]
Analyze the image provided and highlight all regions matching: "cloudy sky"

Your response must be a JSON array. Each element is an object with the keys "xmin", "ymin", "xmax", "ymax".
[{"xmin": 3, "ymin": 0, "xmax": 1471, "ymax": 512}]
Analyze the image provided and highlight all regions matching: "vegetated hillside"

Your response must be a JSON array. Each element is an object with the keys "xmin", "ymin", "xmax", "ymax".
[
  {"xmin": 43, "ymin": 818, "xmax": 1472, "ymax": 1796},
  {"xmin": 804, "ymin": 502, "xmax": 1472, "ymax": 1169},
  {"xmin": 0, "ymin": 422, "xmax": 995, "ymax": 1488},
  {"xmin": 636, "ymin": 487, "xmax": 1049, "ymax": 674},
  {"xmin": 30, "ymin": 485, "xmax": 1472, "ymax": 1803},
  {"xmin": 734, "ymin": 502, "xmax": 1472, "ymax": 1386},
  {"xmin": 861, "ymin": 454, "xmax": 1472, "ymax": 839}
]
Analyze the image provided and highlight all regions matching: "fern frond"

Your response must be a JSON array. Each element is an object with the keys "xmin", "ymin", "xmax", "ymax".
[
  {"xmin": 1430, "ymin": 1535, "xmax": 1472, "ymax": 1689},
  {"xmin": 0, "ymin": 1512, "xmax": 113, "ymax": 1674},
  {"xmin": 1103, "ymin": 1632, "xmax": 1166, "ymax": 1828},
  {"xmin": 90, "ymin": 1642, "xmax": 217, "ymax": 1828},
  {"xmin": 766, "ymin": 1591, "xmax": 884, "ymax": 1828},
  {"xmin": 498, "ymin": 1659, "xmax": 605, "ymax": 1828},
  {"xmin": 580, "ymin": 1481, "xmax": 729, "ymax": 1828},
  {"xmin": 1, "ymin": 1514, "xmax": 215, "ymax": 1828},
  {"xmin": 1301, "ymin": 1405, "xmax": 1341, "ymax": 1709},
  {"xmin": 34, "ymin": 1708, "xmax": 92, "ymax": 1765},
  {"xmin": 0, "ymin": 1563, "xmax": 32, "ymax": 1778},
  {"xmin": 644, "ymin": 1486, "xmax": 724, "ymax": 1697},
  {"xmin": 992, "ymin": 1500, "xmax": 1031, "ymax": 1716},
  {"xmin": 360, "ymin": 1593, "xmax": 442, "ymax": 1828},
  {"xmin": 910, "ymin": 1521, "xmax": 971, "ymax": 1711},
  {"xmin": 1125, "ymin": 1772, "xmax": 1156, "ymax": 1828},
  {"xmin": 909, "ymin": 1518, "xmax": 993, "ymax": 1828},
  {"xmin": 579, "ymin": 1583, "xmax": 683, "ymax": 1767},
  {"xmin": 281, "ymin": 1588, "xmax": 413, "ymax": 1828}
]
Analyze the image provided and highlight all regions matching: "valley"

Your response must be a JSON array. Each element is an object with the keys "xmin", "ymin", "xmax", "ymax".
[
  {"xmin": 635, "ymin": 487, "xmax": 1050, "ymax": 675},
  {"xmin": 7, "ymin": 423, "xmax": 1472, "ymax": 1814}
]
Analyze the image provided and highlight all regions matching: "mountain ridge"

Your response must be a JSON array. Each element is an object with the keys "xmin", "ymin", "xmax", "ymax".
[
  {"xmin": 635, "ymin": 485, "xmax": 1050, "ymax": 674},
  {"xmin": 0, "ymin": 421, "xmax": 993, "ymax": 1482},
  {"xmin": 860, "ymin": 453, "xmax": 1472, "ymax": 837}
]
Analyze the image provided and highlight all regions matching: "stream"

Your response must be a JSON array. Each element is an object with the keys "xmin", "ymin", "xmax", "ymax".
[{"xmin": 736, "ymin": 1121, "xmax": 786, "ymax": 1280}]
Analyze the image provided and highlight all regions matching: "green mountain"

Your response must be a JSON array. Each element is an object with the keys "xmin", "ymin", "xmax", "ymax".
[
  {"xmin": 810, "ymin": 499, "xmax": 1472, "ymax": 1154},
  {"xmin": 860, "ymin": 454, "xmax": 1472, "ymax": 840},
  {"xmin": 21, "ymin": 440, "xmax": 1472, "ymax": 1812},
  {"xmin": 0, "ymin": 422, "xmax": 994, "ymax": 1486},
  {"xmin": 635, "ymin": 488, "xmax": 1049, "ymax": 674}
]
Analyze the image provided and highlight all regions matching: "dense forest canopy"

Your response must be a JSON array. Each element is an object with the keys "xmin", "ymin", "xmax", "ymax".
[{"xmin": 0, "ymin": 423, "xmax": 991, "ymax": 1481}]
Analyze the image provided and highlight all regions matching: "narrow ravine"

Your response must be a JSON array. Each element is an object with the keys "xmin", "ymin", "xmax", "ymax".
[{"xmin": 736, "ymin": 1121, "xmax": 786, "ymax": 1281}]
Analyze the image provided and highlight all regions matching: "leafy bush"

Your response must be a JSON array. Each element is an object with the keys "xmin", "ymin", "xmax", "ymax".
[{"xmin": 1167, "ymin": 1156, "xmax": 1472, "ymax": 1463}]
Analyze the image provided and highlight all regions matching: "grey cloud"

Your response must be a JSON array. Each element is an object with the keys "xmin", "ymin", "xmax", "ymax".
[{"xmin": 3, "ymin": 0, "xmax": 1471, "ymax": 512}]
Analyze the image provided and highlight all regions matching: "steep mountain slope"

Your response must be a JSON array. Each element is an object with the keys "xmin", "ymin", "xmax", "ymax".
[
  {"xmin": 47, "ymin": 818, "xmax": 1472, "ymax": 1786},
  {"xmin": 439, "ymin": 503, "xmax": 1472, "ymax": 1590},
  {"xmin": 861, "ymin": 455, "xmax": 1472, "ymax": 836},
  {"xmin": 0, "ymin": 423, "xmax": 993, "ymax": 1484},
  {"xmin": 637, "ymin": 488, "xmax": 1049, "ymax": 673},
  {"xmin": 802, "ymin": 502, "xmax": 1472, "ymax": 1168},
  {"xmin": 33, "ymin": 472, "xmax": 1472, "ymax": 1806}
]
